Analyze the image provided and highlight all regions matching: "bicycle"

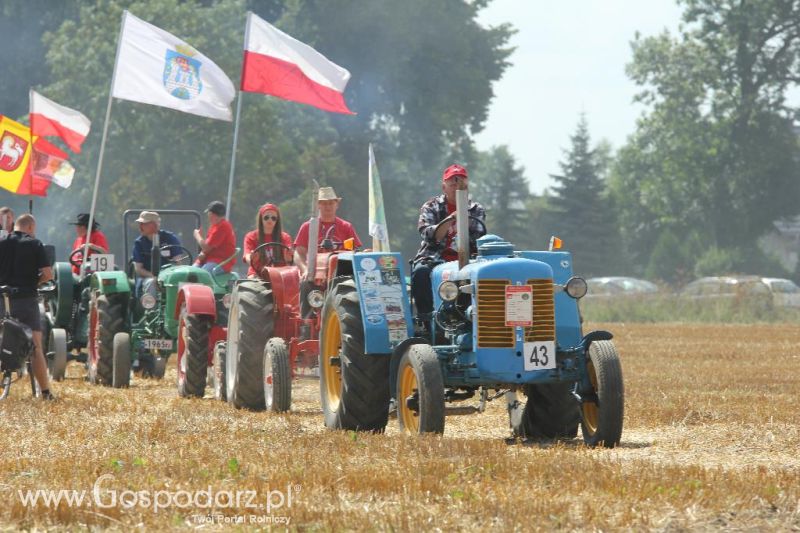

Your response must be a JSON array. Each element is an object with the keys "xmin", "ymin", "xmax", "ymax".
[{"xmin": 0, "ymin": 285, "xmax": 37, "ymax": 400}]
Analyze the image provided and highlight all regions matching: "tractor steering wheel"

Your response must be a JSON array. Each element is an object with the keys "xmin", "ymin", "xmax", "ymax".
[
  {"xmin": 160, "ymin": 245, "xmax": 194, "ymax": 266},
  {"xmin": 68, "ymin": 244, "xmax": 107, "ymax": 270},
  {"xmin": 433, "ymin": 215, "xmax": 487, "ymax": 241},
  {"xmin": 251, "ymin": 241, "xmax": 293, "ymax": 268}
]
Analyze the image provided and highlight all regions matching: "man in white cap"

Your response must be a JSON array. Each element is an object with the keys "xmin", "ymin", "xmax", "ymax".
[
  {"xmin": 132, "ymin": 211, "xmax": 183, "ymax": 296},
  {"xmin": 293, "ymin": 186, "xmax": 362, "ymax": 278}
]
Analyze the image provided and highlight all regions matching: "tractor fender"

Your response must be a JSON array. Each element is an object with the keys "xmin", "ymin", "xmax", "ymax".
[
  {"xmin": 580, "ymin": 330, "xmax": 613, "ymax": 351},
  {"xmin": 175, "ymin": 283, "xmax": 216, "ymax": 319},
  {"xmin": 90, "ymin": 271, "xmax": 131, "ymax": 295},
  {"xmin": 389, "ymin": 337, "xmax": 430, "ymax": 400}
]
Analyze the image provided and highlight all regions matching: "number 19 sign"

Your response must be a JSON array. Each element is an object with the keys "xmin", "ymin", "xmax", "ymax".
[{"xmin": 88, "ymin": 254, "xmax": 114, "ymax": 272}]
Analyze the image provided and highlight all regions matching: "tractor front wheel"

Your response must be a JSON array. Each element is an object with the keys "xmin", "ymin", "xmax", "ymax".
[
  {"xmin": 177, "ymin": 305, "xmax": 211, "ymax": 398},
  {"xmin": 319, "ymin": 279, "xmax": 390, "ymax": 432},
  {"xmin": 580, "ymin": 340, "xmax": 624, "ymax": 448},
  {"xmin": 509, "ymin": 383, "xmax": 580, "ymax": 440},
  {"xmin": 226, "ymin": 280, "xmax": 274, "ymax": 410},
  {"xmin": 48, "ymin": 328, "xmax": 68, "ymax": 381},
  {"xmin": 87, "ymin": 293, "xmax": 124, "ymax": 386},
  {"xmin": 264, "ymin": 337, "xmax": 291, "ymax": 412},
  {"xmin": 112, "ymin": 332, "xmax": 131, "ymax": 388},
  {"xmin": 396, "ymin": 344, "xmax": 445, "ymax": 434}
]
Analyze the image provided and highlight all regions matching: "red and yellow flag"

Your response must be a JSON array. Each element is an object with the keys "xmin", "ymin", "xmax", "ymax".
[{"xmin": 0, "ymin": 115, "xmax": 52, "ymax": 196}]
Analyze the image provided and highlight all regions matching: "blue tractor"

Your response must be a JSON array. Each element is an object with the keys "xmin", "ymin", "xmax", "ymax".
[{"xmin": 318, "ymin": 192, "xmax": 624, "ymax": 447}]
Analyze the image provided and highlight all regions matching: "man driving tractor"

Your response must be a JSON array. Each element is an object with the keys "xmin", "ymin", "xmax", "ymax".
[
  {"xmin": 192, "ymin": 201, "xmax": 237, "ymax": 273},
  {"xmin": 132, "ymin": 210, "xmax": 183, "ymax": 297}
]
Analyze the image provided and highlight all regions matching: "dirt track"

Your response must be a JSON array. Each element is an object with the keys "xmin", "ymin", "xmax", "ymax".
[{"xmin": 0, "ymin": 322, "xmax": 798, "ymax": 530}]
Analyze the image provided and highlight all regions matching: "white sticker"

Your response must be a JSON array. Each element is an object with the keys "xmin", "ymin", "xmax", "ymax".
[
  {"xmin": 360, "ymin": 257, "xmax": 377, "ymax": 271},
  {"xmin": 523, "ymin": 341, "xmax": 556, "ymax": 371},
  {"xmin": 505, "ymin": 285, "xmax": 533, "ymax": 326},
  {"xmin": 88, "ymin": 254, "xmax": 114, "ymax": 272},
  {"xmin": 143, "ymin": 339, "xmax": 174, "ymax": 350},
  {"xmin": 388, "ymin": 328, "xmax": 408, "ymax": 342}
]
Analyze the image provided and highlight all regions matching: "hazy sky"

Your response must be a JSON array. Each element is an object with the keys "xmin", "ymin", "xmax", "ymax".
[{"xmin": 475, "ymin": 0, "xmax": 684, "ymax": 193}]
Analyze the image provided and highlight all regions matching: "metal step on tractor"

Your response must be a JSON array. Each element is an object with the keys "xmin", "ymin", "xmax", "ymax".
[
  {"xmin": 86, "ymin": 209, "xmax": 238, "ymax": 393},
  {"xmin": 318, "ymin": 190, "xmax": 625, "ymax": 447},
  {"xmin": 218, "ymin": 196, "xmax": 355, "ymax": 412}
]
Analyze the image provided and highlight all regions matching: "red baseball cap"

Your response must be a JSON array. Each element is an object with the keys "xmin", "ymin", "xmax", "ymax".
[{"xmin": 442, "ymin": 164, "xmax": 468, "ymax": 182}]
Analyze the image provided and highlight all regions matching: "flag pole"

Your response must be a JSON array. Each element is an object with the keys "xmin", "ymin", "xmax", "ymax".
[
  {"xmin": 225, "ymin": 11, "xmax": 252, "ymax": 216},
  {"xmin": 83, "ymin": 9, "xmax": 127, "ymax": 274}
]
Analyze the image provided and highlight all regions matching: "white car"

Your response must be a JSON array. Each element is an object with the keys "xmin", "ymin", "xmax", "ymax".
[
  {"xmin": 586, "ymin": 277, "xmax": 659, "ymax": 298},
  {"xmin": 761, "ymin": 277, "xmax": 800, "ymax": 308}
]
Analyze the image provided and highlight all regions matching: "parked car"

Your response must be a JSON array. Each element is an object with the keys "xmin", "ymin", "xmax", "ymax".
[
  {"xmin": 761, "ymin": 277, "xmax": 800, "ymax": 308},
  {"xmin": 586, "ymin": 277, "xmax": 659, "ymax": 298},
  {"xmin": 680, "ymin": 276, "xmax": 770, "ymax": 300}
]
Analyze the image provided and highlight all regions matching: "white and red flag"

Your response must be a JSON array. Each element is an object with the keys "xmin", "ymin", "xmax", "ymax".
[
  {"xmin": 29, "ymin": 90, "xmax": 91, "ymax": 153},
  {"xmin": 241, "ymin": 13, "xmax": 354, "ymax": 114}
]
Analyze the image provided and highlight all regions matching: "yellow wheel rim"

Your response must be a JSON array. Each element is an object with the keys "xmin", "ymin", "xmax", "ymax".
[
  {"xmin": 398, "ymin": 362, "xmax": 419, "ymax": 433},
  {"xmin": 321, "ymin": 309, "xmax": 342, "ymax": 411},
  {"xmin": 582, "ymin": 359, "xmax": 599, "ymax": 434}
]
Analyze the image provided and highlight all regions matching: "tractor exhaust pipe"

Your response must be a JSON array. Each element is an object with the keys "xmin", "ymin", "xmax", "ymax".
[{"xmin": 456, "ymin": 188, "xmax": 469, "ymax": 269}]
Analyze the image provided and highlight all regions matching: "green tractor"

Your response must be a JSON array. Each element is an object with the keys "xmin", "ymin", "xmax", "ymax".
[{"xmin": 86, "ymin": 209, "xmax": 238, "ymax": 393}]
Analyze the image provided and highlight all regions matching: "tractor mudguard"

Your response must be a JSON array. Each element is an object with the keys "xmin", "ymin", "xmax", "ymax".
[
  {"xmin": 389, "ymin": 337, "xmax": 430, "ymax": 400},
  {"xmin": 51, "ymin": 262, "xmax": 76, "ymax": 327},
  {"xmin": 90, "ymin": 271, "xmax": 131, "ymax": 296},
  {"xmin": 175, "ymin": 283, "xmax": 216, "ymax": 319},
  {"xmin": 580, "ymin": 330, "xmax": 613, "ymax": 350}
]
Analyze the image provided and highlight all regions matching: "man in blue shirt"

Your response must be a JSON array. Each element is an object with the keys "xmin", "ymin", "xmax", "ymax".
[{"xmin": 132, "ymin": 211, "xmax": 183, "ymax": 296}]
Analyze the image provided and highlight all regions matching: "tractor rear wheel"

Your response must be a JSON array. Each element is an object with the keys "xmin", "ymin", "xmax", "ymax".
[
  {"xmin": 212, "ymin": 341, "xmax": 226, "ymax": 401},
  {"xmin": 509, "ymin": 383, "xmax": 580, "ymax": 439},
  {"xmin": 581, "ymin": 340, "xmax": 624, "ymax": 448},
  {"xmin": 320, "ymin": 279, "xmax": 390, "ymax": 432},
  {"xmin": 226, "ymin": 280, "xmax": 274, "ymax": 410},
  {"xmin": 48, "ymin": 328, "xmax": 68, "ymax": 382},
  {"xmin": 397, "ymin": 344, "xmax": 445, "ymax": 434},
  {"xmin": 177, "ymin": 305, "xmax": 211, "ymax": 398},
  {"xmin": 87, "ymin": 293, "xmax": 124, "ymax": 386},
  {"xmin": 264, "ymin": 337, "xmax": 291, "ymax": 412},
  {"xmin": 112, "ymin": 332, "xmax": 131, "ymax": 388}
]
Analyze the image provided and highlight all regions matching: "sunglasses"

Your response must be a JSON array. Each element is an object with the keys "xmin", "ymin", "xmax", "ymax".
[{"xmin": 262, "ymin": 215, "xmax": 278, "ymax": 221}]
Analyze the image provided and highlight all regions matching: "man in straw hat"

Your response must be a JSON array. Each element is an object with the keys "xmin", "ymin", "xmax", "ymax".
[{"xmin": 293, "ymin": 186, "xmax": 362, "ymax": 278}]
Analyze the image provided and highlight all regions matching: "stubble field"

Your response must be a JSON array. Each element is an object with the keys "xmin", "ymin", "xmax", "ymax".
[{"xmin": 0, "ymin": 322, "xmax": 798, "ymax": 531}]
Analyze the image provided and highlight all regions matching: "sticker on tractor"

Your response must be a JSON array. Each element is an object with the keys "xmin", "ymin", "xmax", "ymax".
[
  {"xmin": 142, "ymin": 339, "xmax": 173, "ymax": 350},
  {"xmin": 360, "ymin": 257, "xmax": 377, "ymax": 271},
  {"xmin": 523, "ymin": 341, "xmax": 556, "ymax": 371},
  {"xmin": 366, "ymin": 314, "xmax": 384, "ymax": 324},
  {"xmin": 88, "ymin": 254, "xmax": 114, "ymax": 272},
  {"xmin": 358, "ymin": 271, "xmax": 382, "ymax": 286},
  {"xmin": 381, "ymin": 269, "xmax": 401, "ymax": 285},
  {"xmin": 388, "ymin": 328, "xmax": 407, "ymax": 342},
  {"xmin": 378, "ymin": 255, "xmax": 397, "ymax": 269},
  {"xmin": 505, "ymin": 285, "xmax": 533, "ymax": 326}
]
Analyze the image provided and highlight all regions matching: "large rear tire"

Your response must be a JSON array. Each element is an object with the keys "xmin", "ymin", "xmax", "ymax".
[
  {"xmin": 397, "ymin": 344, "xmax": 445, "ymax": 434},
  {"xmin": 581, "ymin": 340, "xmax": 624, "ymax": 448},
  {"xmin": 509, "ymin": 382, "xmax": 580, "ymax": 439},
  {"xmin": 319, "ymin": 279, "xmax": 390, "ymax": 432},
  {"xmin": 177, "ymin": 306, "xmax": 211, "ymax": 398},
  {"xmin": 87, "ymin": 293, "xmax": 124, "ymax": 386},
  {"xmin": 264, "ymin": 337, "xmax": 291, "ymax": 412},
  {"xmin": 226, "ymin": 280, "xmax": 274, "ymax": 410},
  {"xmin": 112, "ymin": 332, "xmax": 131, "ymax": 388},
  {"xmin": 212, "ymin": 341, "xmax": 226, "ymax": 401},
  {"xmin": 48, "ymin": 328, "xmax": 68, "ymax": 382}
]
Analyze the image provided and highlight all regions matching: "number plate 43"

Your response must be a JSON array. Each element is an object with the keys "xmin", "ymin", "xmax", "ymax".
[{"xmin": 524, "ymin": 341, "xmax": 556, "ymax": 371}]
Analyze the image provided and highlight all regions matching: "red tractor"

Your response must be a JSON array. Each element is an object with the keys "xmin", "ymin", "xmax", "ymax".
[{"xmin": 216, "ymin": 226, "xmax": 353, "ymax": 412}]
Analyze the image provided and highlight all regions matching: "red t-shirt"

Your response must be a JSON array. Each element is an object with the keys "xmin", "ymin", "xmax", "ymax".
[
  {"xmin": 243, "ymin": 229, "xmax": 293, "ymax": 276},
  {"xmin": 294, "ymin": 217, "xmax": 362, "ymax": 250},
  {"xmin": 201, "ymin": 219, "xmax": 236, "ymax": 272},
  {"xmin": 71, "ymin": 230, "xmax": 110, "ymax": 274},
  {"xmin": 441, "ymin": 203, "xmax": 458, "ymax": 262}
]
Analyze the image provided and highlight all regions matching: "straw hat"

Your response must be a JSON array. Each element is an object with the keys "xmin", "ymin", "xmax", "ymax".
[{"xmin": 318, "ymin": 187, "xmax": 341, "ymax": 201}]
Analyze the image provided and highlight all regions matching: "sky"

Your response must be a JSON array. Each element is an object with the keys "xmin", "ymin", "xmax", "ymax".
[{"xmin": 475, "ymin": 0, "xmax": 684, "ymax": 193}]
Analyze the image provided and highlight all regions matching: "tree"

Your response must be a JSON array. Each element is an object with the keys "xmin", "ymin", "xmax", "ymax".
[
  {"xmin": 612, "ymin": 0, "xmax": 800, "ymax": 269},
  {"xmin": 548, "ymin": 115, "xmax": 623, "ymax": 276}
]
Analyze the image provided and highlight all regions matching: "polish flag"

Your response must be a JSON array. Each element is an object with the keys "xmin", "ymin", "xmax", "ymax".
[
  {"xmin": 241, "ymin": 13, "xmax": 354, "ymax": 115},
  {"xmin": 29, "ymin": 90, "xmax": 91, "ymax": 153}
]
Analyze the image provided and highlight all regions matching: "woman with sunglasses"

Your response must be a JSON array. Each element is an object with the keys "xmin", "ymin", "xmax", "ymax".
[{"xmin": 243, "ymin": 203, "xmax": 293, "ymax": 277}]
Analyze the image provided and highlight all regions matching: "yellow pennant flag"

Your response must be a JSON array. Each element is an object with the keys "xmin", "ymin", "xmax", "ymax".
[{"xmin": 0, "ymin": 115, "xmax": 34, "ymax": 193}]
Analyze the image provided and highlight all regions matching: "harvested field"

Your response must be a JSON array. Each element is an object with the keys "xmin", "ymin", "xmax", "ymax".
[{"xmin": 0, "ymin": 323, "xmax": 798, "ymax": 530}]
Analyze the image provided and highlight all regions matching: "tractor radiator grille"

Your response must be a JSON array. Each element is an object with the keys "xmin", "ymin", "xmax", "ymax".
[
  {"xmin": 476, "ymin": 279, "xmax": 515, "ymax": 348},
  {"xmin": 524, "ymin": 278, "xmax": 555, "ymax": 342},
  {"xmin": 476, "ymin": 278, "xmax": 556, "ymax": 348}
]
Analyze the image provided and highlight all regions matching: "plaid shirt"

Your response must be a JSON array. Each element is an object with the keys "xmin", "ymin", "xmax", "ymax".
[{"xmin": 413, "ymin": 194, "xmax": 486, "ymax": 265}]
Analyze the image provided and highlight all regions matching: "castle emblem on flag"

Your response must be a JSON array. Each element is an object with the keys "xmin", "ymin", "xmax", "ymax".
[
  {"xmin": 0, "ymin": 131, "xmax": 27, "ymax": 172},
  {"xmin": 163, "ymin": 44, "xmax": 203, "ymax": 100}
]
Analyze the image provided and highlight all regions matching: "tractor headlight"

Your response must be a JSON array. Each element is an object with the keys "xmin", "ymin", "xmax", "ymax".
[
  {"xmin": 140, "ymin": 293, "xmax": 157, "ymax": 310},
  {"xmin": 564, "ymin": 276, "xmax": 588, "ymax": 299},
  {"xmin": 438, "ymin": 281, "xmax": 459, "ymax": 302},
  {"xmin": 307, "ymin": 289, "xmax": 325, "ymax": 309},
  {"xmin": 222, "ymin": 293, "xmax": 232, "ymax": 309}
]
